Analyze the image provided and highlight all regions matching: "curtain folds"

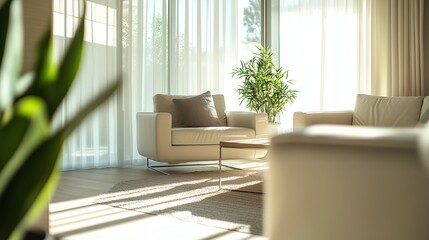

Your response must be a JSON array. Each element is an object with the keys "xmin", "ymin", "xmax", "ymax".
[
  {"xmin": 371, "ymin": 0, "xmax": 425, "ymax": 96},
  {"xmin": 53, "ymin": 0, "xmax": 261, "ymax": 170},
  {"xmin": 279, "ymin": 0, "xmax": 371, "ymax": 125},
  {"xmin": 279, "ymin": 0, "xmax": 426, "ymax": 127},
  {"xmin": 53, "ymin": 0, "xmax": 120, "ymax": 170},
  {"xmin": 53, "ymin": 0, "xmax": 425, "ymax": 170}
]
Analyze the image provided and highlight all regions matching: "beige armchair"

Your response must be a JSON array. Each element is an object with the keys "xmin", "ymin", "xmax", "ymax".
[
  {"xmin": 265, "ymin": 94, "xmax": 429, "ymax": 240},
  {"xmin": 136, "ymin": 92, "xmax": 268, "ymax": 166}
]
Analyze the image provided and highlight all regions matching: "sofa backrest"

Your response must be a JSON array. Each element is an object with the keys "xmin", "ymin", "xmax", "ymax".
[
  {"xmin": 153, "ymin": 93, "xmax": 227, "ymax": 127},
  {"xmin": 352, "ymin": 94, "xmax": 425, "ymax": 127}
]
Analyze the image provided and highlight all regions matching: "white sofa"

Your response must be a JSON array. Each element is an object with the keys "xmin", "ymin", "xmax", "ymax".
[
  {"xmin": 136, "ymin": 92, "xmax": 268, "ymax": 163},
  {"xmin": 265, "ymin": 94, "xmax": 429, "ymax": 240}
]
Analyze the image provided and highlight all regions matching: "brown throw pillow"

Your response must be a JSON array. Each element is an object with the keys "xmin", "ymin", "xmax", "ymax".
[{"xmin": 173, "ymin": 91, "xmax": 221, "ymax": 127}]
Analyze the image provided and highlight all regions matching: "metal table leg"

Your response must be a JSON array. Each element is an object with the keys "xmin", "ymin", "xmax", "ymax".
[{"xmin": 219, "ymin": 146, "xmax": 222, "ymax": 190}]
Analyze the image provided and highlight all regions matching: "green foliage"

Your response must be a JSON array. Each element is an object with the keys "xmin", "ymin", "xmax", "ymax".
[
  {"xmin": 231, "ymin": 45, "xmax": 298, "ymax": 123},
  {"xmin": 0, "ymin": 0, "xmax": 119, "ymax": 239}
]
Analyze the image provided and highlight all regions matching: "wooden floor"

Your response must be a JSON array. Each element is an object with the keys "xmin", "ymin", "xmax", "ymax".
[{"xmin": 50, "ymin": 159, "xmax": 268, "ymax": 240}]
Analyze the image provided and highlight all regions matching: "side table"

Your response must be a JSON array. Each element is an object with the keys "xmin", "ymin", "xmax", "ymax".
[{"xmin": 218, "ymin": 138, "xmax": 271, "ymax": 192}]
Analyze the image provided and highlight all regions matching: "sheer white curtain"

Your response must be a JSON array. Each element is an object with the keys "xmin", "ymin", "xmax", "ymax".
[
  {"xmin": 120, "ymin": 0, "xmax": 170, "ymax": 164},
  {"xmin": 123, "ymin": 0, "xmax": 261, "ymax": 162},
  {"xmin": 168, "ymin": 0, "xmax": 260, "ymax": 108},
  {"xmin": 53, "ymin": 0, "xmax": 261, "ymax": 169},
  {"xmin": 53, "ymin": 0, "xmax": 120, "ymax": 170},
  {"xmin": 279, "ymin": 0, "xmax": 371, "ymax": 127},
  {"xmin": 279, "ymin": 0, "xmax": 426, "ymax": 127},
  {"xmin": 169, "ymin": 1, "xmax": 240, "ymax": 97}
]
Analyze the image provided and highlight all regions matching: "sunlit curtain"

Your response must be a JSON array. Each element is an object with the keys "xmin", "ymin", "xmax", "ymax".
[
  {"xmin": 53, "ymin": 0, "xmax": 120, "ymax": 170},
  {"xmin": 168, "ymin": 0, "xmax": 251, "ymax": 106},
  {"xmin": 371, "ymin": 0, "xmax": 425, "ymax": 96},
  {"xmin": 279, "ymin": 0, "xmax": 371, "ymax": 127},
  {"xmin": 129, "ymin": 0, "xmax": 260, "ymax": 109},
  {"xmin": 123, "ymin": 0, "xmax": 262, "ymax": 161},
  {"xmin": 53, "ymin": 0, "xmax": 262, "ymax": 169}
]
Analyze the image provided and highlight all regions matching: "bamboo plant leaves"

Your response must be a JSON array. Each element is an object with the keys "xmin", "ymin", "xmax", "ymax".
[
  {"xmin": 232, "ymin": 46, "xmax": 298, "ymax": 123},
  {"xmin": 0, "ymin": 0, "xmax": 23, "ymax": 114},
  {"xmin": 0, "ymin": 0, "xmax": 120, "ymax": 239}
]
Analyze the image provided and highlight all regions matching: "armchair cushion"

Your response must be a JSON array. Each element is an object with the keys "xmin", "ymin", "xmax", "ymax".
[
  {"xmin": 172, "ymin": 127, "xmax": 255, "ymax": 145},
  {"xmin": 293, "ymin": 111, "xmax": 353, "ymax": 130},
  {"xmin": 352, "ymin": 94, "xmax": 424, "ymax": 127},
  {"xmin": 173, "ymin": 91, "xmax": 221, "ymax": 127}
]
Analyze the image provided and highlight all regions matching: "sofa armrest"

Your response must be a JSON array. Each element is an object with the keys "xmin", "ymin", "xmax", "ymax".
[
  {"xmin": 293, "ymin": 111, "xmax": 354, "ymax": 131},
  {"xmin": 266, "ymin": 125, "xmax": 428, "ymax": 240},
  {"xmin": 226, "ymin": 111, "xmax": 268, "ymax": 137},
  {"xmin": 136, "ymin": 112, "xmax": 172, "ymax": 160},
  {"xmin": 274, "ymin": 125, "xmax": 419, "ymax": 149}
]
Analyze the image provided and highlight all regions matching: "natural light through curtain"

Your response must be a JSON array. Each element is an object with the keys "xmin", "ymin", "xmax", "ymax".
[
  {"xmin": 278, "ymin": 0, "xmax": 371, "ymax": 127},
  {"xmin": 53, "ymin": 0, "xmax": 261, "ymax": 169},
  {"xmin": 53, "ymin": 0, "xmax": 119, "ymax": 170},
  {"xmin": 168, "ymin": 0, "xmax": 260, "ymax": 109},
  {"xmin": 123, "ymin": 0, "xmax": 261, "ymax": 162}
]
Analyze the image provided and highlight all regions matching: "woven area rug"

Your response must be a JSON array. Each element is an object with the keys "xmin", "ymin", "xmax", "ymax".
[{"xmin": 95, "ymin": 170, "xmax": 263, "ymax": 235}]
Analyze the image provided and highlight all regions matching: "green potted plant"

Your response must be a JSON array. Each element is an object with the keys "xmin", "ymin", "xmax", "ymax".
[
  {"xmin": 231, "ymin": 45, "xmax": 298, "ymax": 124},
  {"xmin": 0, "ymin": 0, "xmax": 119, "ymax": 239}
]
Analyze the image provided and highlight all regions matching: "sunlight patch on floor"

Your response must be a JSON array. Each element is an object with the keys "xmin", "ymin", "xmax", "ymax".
[{"xmin": 50, "ymin": 193, "xmax": 266, "ymax": 240}]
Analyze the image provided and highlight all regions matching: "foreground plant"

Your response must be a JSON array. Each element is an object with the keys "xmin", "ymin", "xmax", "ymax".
[{"xmin": 0, "ymin": 0, "xmax": 119, "ymax": 239}]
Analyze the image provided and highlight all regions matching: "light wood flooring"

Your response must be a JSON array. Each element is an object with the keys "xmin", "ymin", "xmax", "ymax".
[{"xmin": 50, "ymin": 159, "xmax": 268, "ymax": 240}]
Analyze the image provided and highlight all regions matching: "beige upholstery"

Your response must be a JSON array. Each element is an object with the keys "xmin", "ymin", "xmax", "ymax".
[
  {"xmin": 172, "ymin": 127, "xmax": 255, "ymax": 145},
  {"xmin": 293, "ymin": 111, "xmax": 353, "ymax": 130},
  {"xmin": 352, "ymin": 94, "xmax": 424, "ymax": 127},
  {"xmin": 136, "ymin": 94, "xmax": 268, "ymax": 163},
  {"xmin": 266, "ymin": 124, "xmax": 429, "ymax": 240},
  {"xmin": 294, "ymin": 94, "xmax": 429, "ymax": 130},
  {"xmin": 266, "ymin": 94, "xmax": 429, "ymax": 239},
  {"xmin": 420, "ymin": 122, "xmax": 429, "ymax": 172}
]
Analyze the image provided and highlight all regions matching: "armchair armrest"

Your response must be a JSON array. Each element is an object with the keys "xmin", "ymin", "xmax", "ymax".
[
  {"xmin": 266, "ymin": 125, "xmax": 428, "ymax": 240},
  {"xmin": 226, "ymin": 111, "xmax": 268, "ymax": 137},
  {"xmin": 136, "ymin": 112, "xmax": 172, "ymax": 160},
  {"xmin": 293, "ymin": 111, "xmax": 354, "ymax": 131}
]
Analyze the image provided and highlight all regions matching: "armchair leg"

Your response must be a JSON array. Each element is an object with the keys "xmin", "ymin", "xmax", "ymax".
[
  {"xmin": 146, "ymin": 159, "xmax": 170, "ymax": 175},
  {"xmin": 146, "ymin": 158, "xmax": 242, "ymax": 175}
]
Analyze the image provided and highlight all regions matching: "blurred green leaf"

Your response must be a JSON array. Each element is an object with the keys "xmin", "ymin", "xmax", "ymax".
[
  {"xmin": 0, "ymin": 133, "xmax": 62, "ymax": 240},
  {"xmin": 0, "ymin": 97, "xmax": 49, "ymax": 198},
  {"xmin": 26, "ymin": 7, "xmax": 84, "ymax": 119},
  {"xmin": 14, "ymin": 72, "xmax": 34, "ymax": 97},
  {"xmin": 0, "ymin": 0, "xmax": 12, "ymax": 66},
  {"xmin": 0, "ymin": 79, "xmax": 120, "ymax": 239},
  {"xmin": 0, "ymin": 0, "xmax": 22, "ymax": 113},
  {"xmin": 50, "ymin": 14, "xmax": 85, "ymax": 118},
  {"xmin": 0, "ymin": 0, "xmax": 120, "ymax": 238}
]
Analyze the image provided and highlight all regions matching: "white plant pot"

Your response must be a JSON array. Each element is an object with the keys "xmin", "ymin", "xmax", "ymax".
[{"xmin": 267, "ymin": 123, "xmax": 288, "ymax": 137}]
